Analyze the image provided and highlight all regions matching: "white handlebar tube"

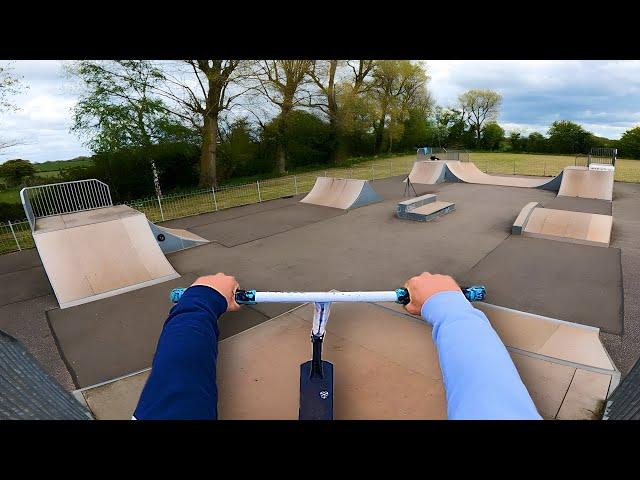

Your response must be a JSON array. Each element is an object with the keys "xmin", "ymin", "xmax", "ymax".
[{"xmin": 252, "ymin": 291, "xmax": 399, "ymax": 303}]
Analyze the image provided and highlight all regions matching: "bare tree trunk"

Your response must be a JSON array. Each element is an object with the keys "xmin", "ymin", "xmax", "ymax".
[
  {"xmin": 199, "ymin": 114, "xmax": 218, "ymax": 186},
  {"xmin": 374, "ymin": 115, "xmax": 385, "ymax": 154},
  {"xmin": 276, "ymin": 111, "xmax": 288, "ymax": 174}
]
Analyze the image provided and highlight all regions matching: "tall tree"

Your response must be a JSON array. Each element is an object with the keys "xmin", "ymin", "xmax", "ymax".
[
  {"xmin": 153, "ymin": 60, "xmax": 250, "ymax": 186},
  {"xmin": 369, "ymin": 61, "xmax": 429, "ymax": 154},
  {"xmin": 618, "ymin": 126, "xmax": 640, "ymax": 159},
  {"xmin": 458, "ymin": 89, "xmax": 502, "ymax": 146},
  {"xmin": 547, "ymin": 120, "xmax": 592, "ymax": 154},
  {"xmin": 309, "ymin": 60, "xmax": 341, "ymax": 162},
  {"xmin": 308, "ymin": 60, "xmax": 377, "ymax": 162},
  {"xmin": 333, "ymin": 60, "xmax": 376, "ymax": 156},
  {"xmin": 70, "ymin": 61, "xmax": 195, "ymax": 153},
  {"xmin": 253, "ymin": 60, "xmax": 314, "ymax": 173},
  {"xmin": 481, "ymin": 122, "xmax": 505, "ymax": 150}
]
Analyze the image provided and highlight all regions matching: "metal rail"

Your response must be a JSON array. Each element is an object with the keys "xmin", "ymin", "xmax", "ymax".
[{"xmin": 20, "ymin": 179, "xmax": 112, "ymax": 231}]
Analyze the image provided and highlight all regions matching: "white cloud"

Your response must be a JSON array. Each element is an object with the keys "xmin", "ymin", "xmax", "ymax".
[{"xmin": 426, "ymin": 60, "xmax": 640, "ymax": 139}]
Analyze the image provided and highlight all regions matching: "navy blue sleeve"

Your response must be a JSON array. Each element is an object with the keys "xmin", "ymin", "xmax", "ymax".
[{"xmin": 133, "ymin": 285, "xmax": 228, "ymax": 420}]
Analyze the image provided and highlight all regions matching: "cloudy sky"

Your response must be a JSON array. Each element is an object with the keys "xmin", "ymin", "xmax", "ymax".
[{"xmin": 1, "ymin": 60, "xmax": 640, "ymax": 163}]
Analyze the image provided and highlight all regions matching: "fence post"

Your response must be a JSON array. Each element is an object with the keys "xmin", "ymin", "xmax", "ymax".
[
  {"xmin": 513, "ymin": 159, "xmax": 516, "ymax": 175},
  {"xmin": 257, "ymin": 181, "xmax": 262, "ymax": 202},
  {"xmin": 157, "ymin": 195, "xmax": 165, "ymax": 222},
  {"xmin": 390, "ymin": 160, "xmax": 393, "ymax": 176},
  {"xmin": 8, "ymin": 221, "xmax": 21, "ymax": 251},
  {"xmin": 294, "ymin": 176, "xmax": 298, "ymax": 195},
  {"xmin": 371, "ymin": 163, "xmax": 375, "ymax": 180},
  {"xmin": 544, "ymin": 160, "xmax": 547, "ymax": 177},
  {"xmin": 211, "ymin": 186, "xmax": 218, "ymax": 211},
  {"xmin": 324, "ymin": 170, "xmax": 328, "ymax": 177},
  {"xmin": 350, "ymin": 168, "xmax": 353, "ymax": 179}
]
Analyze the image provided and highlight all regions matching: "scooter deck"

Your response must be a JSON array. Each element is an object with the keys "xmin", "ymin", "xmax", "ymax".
[{"xmin": 299, "ymin": 360, "xmax": 334, "ymax": 420}]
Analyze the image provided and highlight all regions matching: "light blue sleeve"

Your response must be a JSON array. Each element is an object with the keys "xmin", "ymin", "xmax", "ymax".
[{"xmin": 421, "ymin": 291, "xmax": 542, "ymax": 420}]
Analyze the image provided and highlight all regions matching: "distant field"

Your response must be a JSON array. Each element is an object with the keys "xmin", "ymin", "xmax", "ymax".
[
  {"xmin": 469, "ymin": 152, "xmax": 640, "ymax": 183},
  {"xmin": 34, "ymin": 157, "xmax": 94, "ymax": 173},
  {"xmin": 0, "ymin": 157, "xmax": 93, "ymax": 202}
]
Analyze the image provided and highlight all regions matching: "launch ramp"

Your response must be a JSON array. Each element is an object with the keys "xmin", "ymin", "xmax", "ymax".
[
  {"xmin": 300, "ymin": 177, "xmax": 381, "ymax": 210},
  {"xmin": 513, "ymin": 203, "xmax": 613, "ymax": 247},
  {"xmin": 558, "ymin": 166, "xmax": 614, "ymax": 201},
  {"xmin": 21, "ymin": 180, "xmax": 180, "ymax": 309}
]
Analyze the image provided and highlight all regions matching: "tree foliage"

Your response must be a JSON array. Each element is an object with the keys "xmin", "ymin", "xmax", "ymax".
[
  {"xmin": 458, "ymin": 89, "xmax": 502, "ymax": 146},
  {"xmin": 0, "ymin": 63, "xmax": 26, "ymax": 153},
  {"xmin": 481, "ymin": 122, "xmax": 505, "ymax": 150},
  {"xmin": 0, "ymin": 159, "xmax": 36, "ymax": 187},
  {"xmin": 70, "ymin": 60, "xmax": 196, "ymax": 154},
  {"xmin": 617, "ymin": 126, "xmax": 640, "ymax": 159},
  {"xmin": 547, "ymin": 120, "xmax": 594, "ymax": 154}
]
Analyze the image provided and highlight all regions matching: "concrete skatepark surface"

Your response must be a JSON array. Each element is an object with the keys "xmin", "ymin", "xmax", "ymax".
[
  {"xmin": 2, "ymin": 175, "xmax": 640, "ymax": 414},
  {"xmin": 459, "ymin": 236, "xmax": 623, "ymax": 334}
]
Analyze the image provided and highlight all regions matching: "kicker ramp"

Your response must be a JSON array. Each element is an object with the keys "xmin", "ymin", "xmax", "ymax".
[
  {"xmin": 148, "ymin": 222, "xmax": 209, "ymax": 254},
  {"xmin": 558, "ymin": 166, "xmax": 614, "ymax": 201},
  {"xmin": 33, "ymin": 205, "xmax": 180, "ymax": 309},
  {"xmin": 512, "ymin": 202, "xmax": 613, "ymax": 247},
  {"xmin": 405, "ymin": 161, "xmax": 447, "ymax": 185},
  {"xmin": 300, "ymin": 177, "xmax": 382, "ymax": 210}
]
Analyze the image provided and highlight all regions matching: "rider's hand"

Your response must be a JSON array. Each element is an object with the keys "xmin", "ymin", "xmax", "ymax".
[
  {"xmin": 191, "ymin": 273, "xmax": 241, "ymax": 312},
  {"xmin": 404, "ymin": 272, "xmax": 460, "ymax": 315}
]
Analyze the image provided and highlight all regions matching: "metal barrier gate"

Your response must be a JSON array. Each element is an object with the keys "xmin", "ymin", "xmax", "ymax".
[
  {"xmin": 589, "ymin": 147, "xmax": 617, "ymax": 166},
  {"xmin": 20, "ymin": 179, "xmax": 113, "ymax": 231}
]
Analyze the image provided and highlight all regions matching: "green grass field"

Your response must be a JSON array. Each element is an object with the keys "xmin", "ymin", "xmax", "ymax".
[
  {"xmin": 469, "ymin": 152, "xmax": 640, "ymax": 183},
  {"xmin": 33, "ymin": 157, "xmax": 94, "ymax": 173}
]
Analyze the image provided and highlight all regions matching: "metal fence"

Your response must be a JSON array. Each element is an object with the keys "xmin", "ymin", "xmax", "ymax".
[
  {"xmin": 417, "ymin": 148, "xmax": 469, "ymax": 162},
  {"xmin": 589, "ymin": 147, "xmax": 617, "ymax": 166},
  {"xmin": 121, "ymin": 159, "xmax": 415, "ymax": 224},
  {"xmin": 20, "ymin": 179, "xmax": 112, "ymax": 231},
  {"xmin": 0, "ymin": 158, "xmax": 417, "ymax": 254}
]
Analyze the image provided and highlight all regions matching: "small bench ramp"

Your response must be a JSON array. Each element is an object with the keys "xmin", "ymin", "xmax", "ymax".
[
  {"xmin": 397, "ymin": 194, "xmax": 455, "ymax": 222},
  {"xmin": 148, "ymin": 222, "xmax": 209, "ymax": 254},
  {"xmin": 300, "ymin": 177, "xmax": 381, "ymax": 210},
  {"xmin": 558, "ymin": 166, "xmax": 614, "ymax": 201},
  {"xmin": 34, "ymin": 205, "xmax": 180, "ymax": 309},
  {"xmin": 513, "ymin": 204, "xmax": 613, "ymax": 247}
]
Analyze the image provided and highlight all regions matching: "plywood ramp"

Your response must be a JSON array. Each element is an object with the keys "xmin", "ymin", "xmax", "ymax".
[
  {"xmin": 34, "ymin": 206, "xmax": 179, "ymax": 309},
  {"xmin": 516, "ymin": 206, "xmax": 613, "ymax": 247},
  {"xmin": 300, "ymin": 177, "xmax": 381, "ymax": 209},
  {"xmin": 558, "ymin": 166, "xmax": 614, "ymax": 201},
  {"xmin": 444, "ymin": 161, "xmax": 562, "ymax": 190},
  {"xmin": 81, "ymin": 300, "xmax": 618, "ymax": 420},
  {"xmin": 406, "ymin": 160, "xmax": 447, "ymax": 184}
]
